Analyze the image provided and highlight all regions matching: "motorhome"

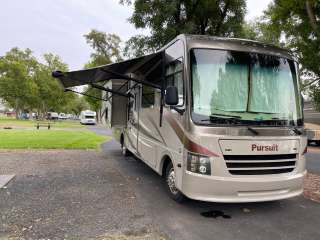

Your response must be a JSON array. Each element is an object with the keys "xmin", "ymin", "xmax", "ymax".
[
  {"xmin": 47, "ymin": 112, "xmax": 59, "ymax": 120},
  {"xmin": 80, "ymin": 110, "xmax": 96, "ymax": 125},
  {"xmin": 58, "ymin": 113, "xmax": 68, "ymax": 120},
  {"xmin": 53, "ymin": 34, "xmax": 307, "ymax": 203}
]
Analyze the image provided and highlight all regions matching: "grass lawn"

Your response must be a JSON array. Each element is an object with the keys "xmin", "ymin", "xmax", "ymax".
[
  {"xmin": 0, "ymin": 117, "xmax": 85, "ymax": 129},
  {"xmin": 0, "ymin": 129, "xmax": 110, "ymax": 149}
]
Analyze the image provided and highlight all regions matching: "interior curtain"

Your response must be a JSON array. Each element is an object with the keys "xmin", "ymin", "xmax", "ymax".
[
  {"xmin": 249, "ymin": 65, "xmax": 295, "ymax": 116},
  {"xmin": 213, "ymin": 64, "xmax": 248, "ymax": 112},
  {"xmin": 192, "ymin": 63, "xmax": 248, "ymax": 116}
]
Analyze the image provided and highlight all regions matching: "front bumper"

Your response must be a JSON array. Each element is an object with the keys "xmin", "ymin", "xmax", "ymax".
[{"xmin": 181, "ymin": 170, "xmax": 306, "ymax": 203}]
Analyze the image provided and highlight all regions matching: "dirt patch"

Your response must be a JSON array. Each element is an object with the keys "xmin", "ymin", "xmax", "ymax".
[{"xmin": 304, "ymin": 172, "xmax": 320, "ymax": 203}]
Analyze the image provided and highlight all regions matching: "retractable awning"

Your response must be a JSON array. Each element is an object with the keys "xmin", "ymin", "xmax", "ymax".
[
  {"xmin": 52, "ymin": 50, "xmax": 166, "ymax": 126},
  {"xmin": 52, "ymin": 51, "xmax": 164, "ymax": 88}
]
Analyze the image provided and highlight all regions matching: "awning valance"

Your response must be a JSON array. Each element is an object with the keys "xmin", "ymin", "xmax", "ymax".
[{"xmin": 52, "ymin": 52, "xmax": 164, "ymax": 88}]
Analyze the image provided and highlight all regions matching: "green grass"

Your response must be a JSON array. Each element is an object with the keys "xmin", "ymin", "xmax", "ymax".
[
  {"xmin": 0, "ymin": 117, "xmax": 85, "ymax": 129},
  {"xmin": 0, "ymin": 129, "xmax": 110, "ymax": 149}
]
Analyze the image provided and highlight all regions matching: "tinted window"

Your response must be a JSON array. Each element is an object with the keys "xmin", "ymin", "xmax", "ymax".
[
  {"xmin": 165, "ymin": 40, "xmax": 184, "ymax": 106},
  {"xmin": 141, "ymin": 85, "xmax": 155, "ymax": 108},
  {"xmin": 190, "ymin": 49, "xmax": 302, "ymax": 126}
]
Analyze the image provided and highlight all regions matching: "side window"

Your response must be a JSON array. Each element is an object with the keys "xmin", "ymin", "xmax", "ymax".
[
  {"xmin": 165, "ymin": 40, "xmax": 184, "ymax": 106},
  {"xmin": 142, "ymin": 85, "xmax": 155, "ymax": 108},
  {"xmin": 165, "ymin": 58, "xmax": 183, "ymax": 106}
]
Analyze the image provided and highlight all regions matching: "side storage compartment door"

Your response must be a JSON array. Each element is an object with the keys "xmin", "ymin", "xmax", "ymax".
[
  {"xmin": 126, "ymin": 83, "xmax": 140, "ymax": 154},
  {"xmin": 137, "ymin": 86, "xmax": 161, "ymax": 168}
]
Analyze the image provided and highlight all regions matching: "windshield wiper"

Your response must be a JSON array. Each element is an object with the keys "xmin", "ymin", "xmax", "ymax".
[
  {"xmin": 291, "ymin": 127, "xmax": 302, "ymax": 135},
  {"xmin": 209, "ymin": 113, "xmax": 242, "ymax": 119},
  {"xmin": 201, "ymin": 115, "xmax": 242, "ymax": 124},
  {"xmin": 247, "ymin": 127, "xmax": 259, "ymax": 135}
]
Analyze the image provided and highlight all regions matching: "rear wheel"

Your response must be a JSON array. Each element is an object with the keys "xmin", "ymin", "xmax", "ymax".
[
  {"xmin": 121, "ymin": 136, "xmax": 131, "ymax": 156},
  {"xmin": 165, "ymin": 162, "xmax": 186, "ymax": 203}
]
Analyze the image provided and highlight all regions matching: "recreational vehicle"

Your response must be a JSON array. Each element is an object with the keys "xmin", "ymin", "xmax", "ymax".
[
  {"xmin": 53, "ymin": 35, "xmax": 307, "ymax": 203},
  {"xmin": 80, "ymin": 110, "xmax": 96, "ymax": 125}
]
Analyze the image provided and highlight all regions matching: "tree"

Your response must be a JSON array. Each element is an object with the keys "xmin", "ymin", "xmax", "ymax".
[
  {"xmin": 34, "ymin": 53, "xmax": 73, "ymax": 116},
  {"xmin": 0, "ymin": 47, "xmax": 82, "ymax": 118},
  {"xmin": 83, "ymin": 30, "xmax": 123, "ymax": 122},
  {"xmin": 63, "ymin": 95, "xmax": 89, "ymax": 116},
  {"xmin": 241, "ymin": 19, "xmax": 282, "ymax": 45},
  {"xmin": 123, "ymin": 35, "xmax": 152, "ymax": 58},
  {"xmin": 0, "ymin": 48, "xmax": 39, "ymax": 118},
  {"xmin": 84, "ymin": 30, "xmax": 123, "ymax": 64},
  {"xmin": 261, "ymin": 0, "xmax": 320, "ymax": 107},
  {"xmin": 121, "ymin": 0, "xmax": 247, "ymax": 57}
]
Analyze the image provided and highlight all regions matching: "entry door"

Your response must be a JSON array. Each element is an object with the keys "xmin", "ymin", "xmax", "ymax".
[{"xmin": 127, "ymin": 84, "xmax": 140, "ymax": 154}]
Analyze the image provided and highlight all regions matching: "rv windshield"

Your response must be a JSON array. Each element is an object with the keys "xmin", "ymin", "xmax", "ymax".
[{"xmin": 190, "ymin": 49, "xmax": 302, "ymax": 126}]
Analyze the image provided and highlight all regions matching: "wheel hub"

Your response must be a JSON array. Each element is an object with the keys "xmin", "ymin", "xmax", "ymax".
[{"xmin": 167, "ymin": 168, "xmax": 178, "ymax": 195}]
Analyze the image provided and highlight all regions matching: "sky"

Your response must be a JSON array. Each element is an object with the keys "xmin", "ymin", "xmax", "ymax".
[{"xmin": 0, "ymin": 0, "xmax": 271, "ymax": 70}]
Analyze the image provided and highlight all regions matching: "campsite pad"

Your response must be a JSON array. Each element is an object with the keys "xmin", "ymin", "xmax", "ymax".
[{"xmin": 0, "ymin": 175, "xmax": 15, "ymax": 188}]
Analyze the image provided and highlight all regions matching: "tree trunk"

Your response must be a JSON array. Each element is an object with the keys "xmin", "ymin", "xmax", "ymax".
[
  {"xmin": 214, "ymin": 0, "xmax": 230, "ymax": 36},
  {"xmin": 15, "ymin": 99, "xmax": 20, "ymax": 119},
  {"xmin": 96, "ymin": 108, "xmax": 101, "ymax": 123},
  {"xmin": 306, "ymin": 0, "xmax": 318, "ymax": 33}
]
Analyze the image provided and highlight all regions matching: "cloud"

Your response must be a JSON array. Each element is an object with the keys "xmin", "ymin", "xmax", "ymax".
[
  {"xmin": 246, "ymin": 0, "xmax": 272, "ymax": 21},
  {"xmin": 0, "ymin": 0, "xmax": 142, "ymax": 69},
  {"xmin": 0, "ymin": 0, "xmax": 271, "ymax": 70}
]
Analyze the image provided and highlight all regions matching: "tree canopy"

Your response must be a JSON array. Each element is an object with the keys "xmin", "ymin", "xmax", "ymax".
[
  {"xmin": 83, "ymin": 30, "xmax": 123, "ymax": 121},
  {"xmin": 263, "ymin": 0, "xmax": 319, "ymax": 81},
  {"xmin": 0, "ymin": 48, "xmax": 38, "ymax": 115},
  {"xmin": 0, "ymin": 48, "xmax": 86, "ymax": 118},
  {"xmin": 121, "ymin": 0, "xmax": 247, "ymax": 57},
  {"xmin": 252, "ymin": 0, "xmax": 320, "ymax": 108},
  {"xmin": 84, "ymin": 30, "xmax": 123, "ymax": 65}
]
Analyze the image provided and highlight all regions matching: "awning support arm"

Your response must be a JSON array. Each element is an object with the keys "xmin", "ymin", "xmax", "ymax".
[
  {"xmin": 104, "ymin": 81, "xmax": 129, "ymax": 103},
  {"xmin": 64, "ymin": 89, "xmax": 110, "ymax": 102},
  {"xmin": 100, "ymin": 68, "xmax": 161, "ymax": 89},
  {"xmin": 90, "ymin": 83, "xmax": 130, "ymax": 98}
]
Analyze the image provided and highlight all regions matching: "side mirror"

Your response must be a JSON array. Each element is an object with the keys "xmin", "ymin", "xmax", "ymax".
[{"xmin": 165, "ymin": 86, "xmax": 179, "ymax": 106}]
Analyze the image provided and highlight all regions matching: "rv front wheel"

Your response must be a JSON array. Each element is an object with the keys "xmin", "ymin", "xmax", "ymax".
[
  {"xmin": 165, "ymin": 162, "xmax": 186, "ymax": 203},
  {"xmin": 121, "ymin": 141, "xmax": 131, "ymax": 156}
]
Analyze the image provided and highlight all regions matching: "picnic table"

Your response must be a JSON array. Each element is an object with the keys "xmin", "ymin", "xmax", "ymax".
[{"xmin": 36, "ymin": 122, "xmax": 51, "ymax": 130}]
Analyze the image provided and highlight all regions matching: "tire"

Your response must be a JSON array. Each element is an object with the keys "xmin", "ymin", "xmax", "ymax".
[
  {"xmin": 121, "ymin": 138, "xmax": 131, "ymax": 156},
  {"xmin": 165, "ymin": 162, "xmax": 186, "ymax": 203}
]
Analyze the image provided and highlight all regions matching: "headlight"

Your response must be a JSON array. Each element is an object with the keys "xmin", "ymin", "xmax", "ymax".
[{"xmin": 187, "ymin": 152, "xmax": 211, "ymax": 175}]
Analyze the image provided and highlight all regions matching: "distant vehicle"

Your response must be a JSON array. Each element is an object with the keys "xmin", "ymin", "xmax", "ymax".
[
  {"xmin": 305, "ymin": 123, "xmax": 320, "ymax": 145},
  {"xmin": 303, "ymin": 102, "xmax": 320, "ymax": 145},
  {"xmin": 58, "ymin": 113, "xmax": 68, "ymax": 120},
  {"xmin": 31, "ymin": 112, "xmax": 38, "ymax": 119},
  {"xmin": 47, "ymin": 112, "xmax": 59, "ymax": 120},
  {"xmin": 80, "ymin": 110, "xmax": 96, "ymax": 125},
  {"xmin": 66, "ymin": 113, "xmax": 73, "ymax": 119},
  {"xmin": 20, "ymin": 112, "xmax": 29, "ymax": 120}
]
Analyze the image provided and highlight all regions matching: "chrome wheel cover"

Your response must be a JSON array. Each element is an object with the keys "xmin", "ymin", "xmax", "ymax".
[
  {"xmin": 122, "ymin": 145, "xmax": 126, "ymax": 155},
  {"xmin": 167, "ymin": 167, "xmax": 178, "ymax": 195}
]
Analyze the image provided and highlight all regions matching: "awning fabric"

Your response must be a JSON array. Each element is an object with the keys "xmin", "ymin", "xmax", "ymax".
[{"xmin": 52, "ymin": 52, "xmax": 163, "ymax": 88}]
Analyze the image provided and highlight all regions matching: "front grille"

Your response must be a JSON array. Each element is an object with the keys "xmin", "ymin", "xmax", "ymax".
[{"xmin": 224, "ymin": 154, "xmax": 297, "ymax": 175}]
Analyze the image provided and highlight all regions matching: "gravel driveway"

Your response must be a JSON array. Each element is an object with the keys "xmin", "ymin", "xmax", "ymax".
[
  {"xmin": 1, "ymin": 126, "xmax": 320, "ymax": 240},
  {"xmin": 0, "ymin": 149, "xmax": 164, "ymax": 239}
]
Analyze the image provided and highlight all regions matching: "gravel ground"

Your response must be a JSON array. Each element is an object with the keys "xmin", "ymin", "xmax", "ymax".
[
  {"xmin": 0, "ymin": 130, "xmax": 319, "ymax": 239},
  {"xmin": 0, "ymin": 150, "xmax": 164, "ymax": 240},
  {"xmin": 304, "ymin": 173, "xmax": 320, "ymax": 203}
]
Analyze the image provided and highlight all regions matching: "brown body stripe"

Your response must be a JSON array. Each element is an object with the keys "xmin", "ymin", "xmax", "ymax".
[{"xmin": 163, "ymin": 110, "xmax": 219, "ymax": 157}]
